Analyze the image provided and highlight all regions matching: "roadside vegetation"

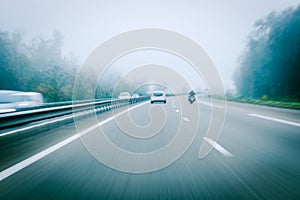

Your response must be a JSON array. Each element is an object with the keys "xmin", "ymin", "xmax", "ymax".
[
  {"xmin": 0, "ymin": 31, "xmax": 135, "ymax": 102},
  {"xmin": 225, "ymin": 96, "xmax": 300, "ymax": 109},
  {"xmin": 234, "ymin": 5, "xmax": 300, "ymax": 104},
  {"xmin": 0, "ymin": 31, "xmax": 78, "ymax": 102},
  {"xmin": 209, "ymin": 94, "xmax": 300, "ymax": 109}
]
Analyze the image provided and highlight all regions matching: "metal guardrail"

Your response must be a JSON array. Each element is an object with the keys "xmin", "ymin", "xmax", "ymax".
[{"xmin": 0, "ymin": 97, "xmax": 149, "ymax": 130}]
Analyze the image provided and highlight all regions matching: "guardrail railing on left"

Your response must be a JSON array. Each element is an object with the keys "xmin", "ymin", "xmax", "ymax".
[{"xmin": 0, "ymin": 97, "xmax": 149, "ymax": 131}]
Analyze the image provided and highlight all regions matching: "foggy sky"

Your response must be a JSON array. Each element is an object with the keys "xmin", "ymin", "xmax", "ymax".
[{"xmin": 0, "ymin": 0, "xmax": 299, "ymax": 90}]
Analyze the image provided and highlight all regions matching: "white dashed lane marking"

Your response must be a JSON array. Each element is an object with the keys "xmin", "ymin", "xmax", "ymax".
[
  {"xmin": 203, "ymin": 137, "xmax": 233, "ymax": 158},
  {"xmin": 183, "ymin": 117, "xmax": 191, "ymax": 122},
  {"xmin": 248, "ymin": 114, "xmax": 300, "ymax": 127}
]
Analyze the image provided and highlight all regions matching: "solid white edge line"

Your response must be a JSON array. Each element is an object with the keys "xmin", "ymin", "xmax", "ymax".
[
  {"xmin": 0, "ymin": 102, "xmax": 148, "ymax": 182},
  {"xmin": 248, "ymin": 114, "xmax": 300, "ymax": 127},
  {"xmin": 0, "ymin": 135, "xmax": 79, "ymax": 181},
  {"xmin": 203, "ymin": 137, "xmax": 233, "ymax": 158}
]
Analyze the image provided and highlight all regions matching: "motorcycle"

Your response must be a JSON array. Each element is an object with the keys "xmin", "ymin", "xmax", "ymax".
[{"xmin": 188, "ymin": 94, "xmax": 196, "ymax": 104}]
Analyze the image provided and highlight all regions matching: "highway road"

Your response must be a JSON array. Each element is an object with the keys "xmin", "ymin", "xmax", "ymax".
[{"xmin": 0, "ymin": 96, "xmax": 299, "ymax": 199}]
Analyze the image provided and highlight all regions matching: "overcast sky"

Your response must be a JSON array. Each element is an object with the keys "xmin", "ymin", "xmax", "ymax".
[{"xmin": 1, "ymin": 0, "xmax": 299, "ymax": 90}]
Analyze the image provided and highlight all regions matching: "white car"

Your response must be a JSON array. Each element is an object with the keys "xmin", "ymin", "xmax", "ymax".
[
  {"xmin": 0, "ymin": 90, "xmax": 44, "ymax": 113},
  {"xmin": 150, "ymin": 91, "xmax": 166, "ymax": 104},
  {"xmin": 118, "ymin": 92, "xmax": 131, "ymax": 99}
]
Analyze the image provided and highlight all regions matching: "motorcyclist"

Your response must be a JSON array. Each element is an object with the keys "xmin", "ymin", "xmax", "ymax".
[
  {"xmin": 188, "ymin": 90, "xmax": 196, "ymax": 96},
  {"xmin": 188, "ymin": 90, "xmax": 196, "ymax": 104}
]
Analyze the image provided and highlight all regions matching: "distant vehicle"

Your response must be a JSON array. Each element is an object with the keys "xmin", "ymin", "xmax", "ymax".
[
  {"xmin": 0, "ymin": 90, "xmax": 44, "ymax": 113},
  {"xmin": 150, "ymin": 91, "xmax": 166, "ymax": 104},
  {"xmin": 130, "ymin": 93, "xmax": 140, "ymax": 103},
  {"xmin": 118, "ymin": 92, "xmax": 131, "ymax": 99}
]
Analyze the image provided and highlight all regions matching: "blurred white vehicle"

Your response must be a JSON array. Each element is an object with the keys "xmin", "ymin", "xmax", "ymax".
[
  {"xmin": 150, "ymin": 91, "xmax": 166, "ymax": 104},
  {"xmin": 0, "ymin": 90, "xmax": 44, "ymax": 113},
  {"xmin": 118, "ymin": 92, "xmax": 131, "ymax": 99}
]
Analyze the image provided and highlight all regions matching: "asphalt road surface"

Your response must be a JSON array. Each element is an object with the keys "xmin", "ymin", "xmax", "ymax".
[{"xmin": 0, "ymin": 96, "xmax": 299, "ymax": 200}]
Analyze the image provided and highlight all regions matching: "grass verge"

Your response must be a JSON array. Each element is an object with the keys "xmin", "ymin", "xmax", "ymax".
[{"xmin": 211, "ymin": 95, "xmax": 300, "ymax": 109}]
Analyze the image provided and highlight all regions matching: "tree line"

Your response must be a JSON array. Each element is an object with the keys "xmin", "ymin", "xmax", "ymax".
[
  {"xmin": 0, "ymin": 30, "xmax": 79, "ymax": 102},
  {"xmin": 0, "ymin": 30, "xmax": 145, "ymax": 102},
  {"xmin": 234, "ymin": 5, "xmax": 300, "ymax": 102}
]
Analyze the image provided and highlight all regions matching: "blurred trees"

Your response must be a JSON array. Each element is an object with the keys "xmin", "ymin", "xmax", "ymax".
[
  {"xmin": 0, "ymin": 30, "xmax": 78, "ymax": 102},
  {"xmin": 234, "ymin": 5, "xmax": 300, "ymax": 101},
  {"xmin": 0, "ymin": 30, "xmax": 141, "ymax": 102},
  {"xmin": 0, "ymin": 31, "xmax": 25, "ymax": 90}
]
